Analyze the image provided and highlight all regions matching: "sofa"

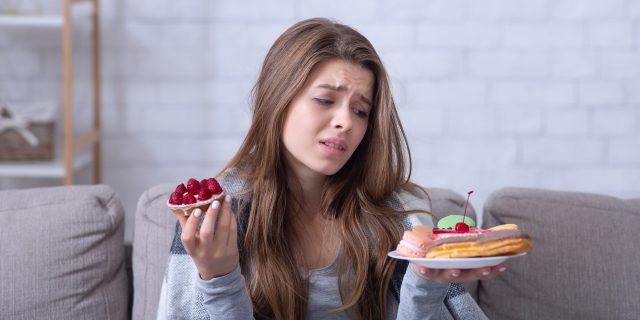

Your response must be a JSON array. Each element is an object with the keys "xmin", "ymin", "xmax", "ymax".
[{"xmin": 1, "ymin": 184, "xmax": 638, "ymax": 319}]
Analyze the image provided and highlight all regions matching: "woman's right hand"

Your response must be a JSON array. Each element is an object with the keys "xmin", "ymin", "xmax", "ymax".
[{"xmin": 177, "ymin": 194, "xmax": 239, "ymax": 280}]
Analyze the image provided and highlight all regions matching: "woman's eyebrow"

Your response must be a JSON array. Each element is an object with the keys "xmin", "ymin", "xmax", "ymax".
[{"xmin": 316, "ymin": 84, "xmax": 372, "ymax": 106}]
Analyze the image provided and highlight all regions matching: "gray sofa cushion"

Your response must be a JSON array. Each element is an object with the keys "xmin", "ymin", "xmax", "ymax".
[
  {"xmin": 0, "ymin": 185, "xmax": 128, "ymax": 320},
  {"xmin": 132, "ymin": 184, "xmax": 176, "ymax": 320},
  {"xmin": 481, "ymin": 187, "xmax": 640, "ymax": 320}
]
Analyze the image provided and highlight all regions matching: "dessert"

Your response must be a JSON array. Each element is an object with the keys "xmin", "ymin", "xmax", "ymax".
[
  {"xmin": 395, "ymin": 190, "xmax": 532, "ymax": 259},
  {"xmin": 166, "ymin": 177, "xmax": 224, "ymax": 216},
  {"xmin": 432, "ymin": 190, "xmax": 482, "ymax": 239},
  {"xmin": 426, "ymin": 224, "xmax": 532, "ymax": 258},
  {"xmin": 437, "ymin": 214, "xmax": 476, "ymax": 229},
  {"xmin": 396, "ymin": 226, "xmax": 433, "ymax": 258},
  {"xmin": 428, "ymin": 191, "xmax": 532, "ymax": 258},
  {"xmin": 431, "ymin": 226, "xmax": 490, "ymax": 240}
]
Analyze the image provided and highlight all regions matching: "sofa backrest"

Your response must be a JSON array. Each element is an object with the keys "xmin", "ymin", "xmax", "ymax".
[
  {"xmin": 0, "ymin": 185, "xmax": 128, "ymax": 320},
  {"xmin": 480, "ymin": 187, "xmax": 640, "ymax": 320},
  {"xmin": 428, "ymin": 187, "xmax": 478, "ymax": 223},
  {"xmin": 131, "ymin": 185, "xmax": 477, "ymax": 318}
]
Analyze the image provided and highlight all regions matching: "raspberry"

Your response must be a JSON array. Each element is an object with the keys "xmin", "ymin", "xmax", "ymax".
[
  {"xmin": 198, "ymin": 188, "xmax": 212, "ymax": 201},
  {"xmin": 169, "ymin": 191, "xmax": 183, "ymax": 205},
  {"xmin": 175, "ymin": 183, "xmax": 187, "ymax": 195},
  {"xmin": 183, "ymin": 193, "xmax": 196, "ymax": 205},
  {"xmin": 186, "ymin": 178, "xmax": 200, "ymax": 194},
  {"xmin": 206, "ymin": 178, "xmax": 223, "ymax": 194}
]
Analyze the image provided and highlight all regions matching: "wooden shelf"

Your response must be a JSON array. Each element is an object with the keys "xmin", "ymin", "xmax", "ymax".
[
  {"xmin": 0, "ymin": 150, "xmax": 92, "ymax": 178},
  {"xmin": 0, "ymin": 0, "xmax": 101, "ymax": 185},
  {"xmin": 0, "ymin": 15, "xmax": 63, "ymax": 27},
  {"xmin": 0, "ymin": 128, "xmax": 98, "ymax": 178}
]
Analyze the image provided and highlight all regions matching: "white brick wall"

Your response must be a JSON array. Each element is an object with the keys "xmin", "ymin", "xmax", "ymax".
[{"xmin": 2, "ymin": 0, "xmax": 639, "ymax": 241}]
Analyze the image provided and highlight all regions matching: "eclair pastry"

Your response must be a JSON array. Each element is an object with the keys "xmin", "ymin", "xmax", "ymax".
[{"xmin": 426, "ymin": 225, "xmax": 532, "ymax": 258}]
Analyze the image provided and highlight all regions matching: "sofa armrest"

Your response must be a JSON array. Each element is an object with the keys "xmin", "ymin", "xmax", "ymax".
[{"xmin": 0, "ymin": 185, "xmax": 129, "ymax": 319}]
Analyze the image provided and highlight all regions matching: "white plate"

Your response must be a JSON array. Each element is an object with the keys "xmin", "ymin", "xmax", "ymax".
[{"xmin": 387, "ymin": 251, "xmax": 527, "ymax": 269}]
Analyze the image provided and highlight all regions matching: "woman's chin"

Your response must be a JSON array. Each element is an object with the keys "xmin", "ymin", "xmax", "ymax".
[{"xmin": 314, "ymin": 162, "xmax": 348, "ymax": 176}]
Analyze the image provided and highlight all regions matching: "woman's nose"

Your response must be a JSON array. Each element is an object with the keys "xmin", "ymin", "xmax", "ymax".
[{"xmin": 331, "ymin": 103, "xmax": 353, "ymax": 131}]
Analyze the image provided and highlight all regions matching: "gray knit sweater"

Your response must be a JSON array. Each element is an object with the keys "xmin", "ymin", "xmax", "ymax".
[{"xmin": 156, "ymin": 172, "xmax": 487, "ymax": 319}]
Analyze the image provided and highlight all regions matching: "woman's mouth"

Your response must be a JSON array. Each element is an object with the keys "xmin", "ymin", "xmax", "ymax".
[
  {"xmin": 321, "ymin": 141, "xmax": 345, "ymax": 151},
  {"xmin": 319, "ymin": 138, "xmax": 348, "ymax": 156}
]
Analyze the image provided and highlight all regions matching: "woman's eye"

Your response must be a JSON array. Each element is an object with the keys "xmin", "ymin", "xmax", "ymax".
[
  {"xmin": 353, "ymin": 108, "xmax": 369, "ymax": 118},
  {"xmin": 314, "ymin": 98, "xmax": 333, "ymax": 105}
]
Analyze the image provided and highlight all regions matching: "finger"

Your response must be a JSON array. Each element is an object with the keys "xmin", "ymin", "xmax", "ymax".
[
  {"xmin": 410, "ymin": 264, "xmax": 429, "ymax": 277},
  {"xmin": 177, "ymin": 215, "xmax": 188, "ymax": 230},
  {"xmin": 478, "ymin": 263, "xmax": 507, "ymax": 281},
  {"xmin": 495, "ymin": 262, "xmax": 508, "ymax": 274},
  {"xmin": 408, "ymin": 264, "xmax": 427, "ymax": 277},
  {"xmin": 216, "ymin": 195, "xmax": 233, "ymax": 245},
  {"xmin": 448, "ymin": 268, "xmax": 461, "ymax": 279},
  {"xmin": 410, "ymin": 264, "xmax": 442, "ymax": 282},
  {"xmin": 477, "ymin": 267, "xmax": 492, "ymax": 279},
  {"xmin": 180, "ymin": 208, "xmax": 203, "ymax": 249},
  {"xmin": 200, "ymin": 200, "xmax": 220, "ymax": 243}
]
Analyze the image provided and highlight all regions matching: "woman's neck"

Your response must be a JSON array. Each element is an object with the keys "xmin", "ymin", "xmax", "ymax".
[
  {"xmin": 287, "ymin": 170, "xmax": 326, "ymax": 219},
  {"xmin": 285, "ymin": 170, "xmax": 341, "ymax": 269}
]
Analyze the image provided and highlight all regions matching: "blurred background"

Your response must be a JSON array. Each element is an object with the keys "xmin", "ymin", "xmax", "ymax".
[{"xmin": 1, "ymin": 0, "xmax": 639, "ymax": 241}]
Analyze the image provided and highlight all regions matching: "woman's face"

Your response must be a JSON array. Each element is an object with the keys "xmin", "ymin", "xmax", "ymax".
[{"xmin": 282, "ymin": 59, "xmax": 374, "ymax": 182}]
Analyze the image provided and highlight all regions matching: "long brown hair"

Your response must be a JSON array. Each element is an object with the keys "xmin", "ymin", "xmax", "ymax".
[{"xmin": 222, "ymin": 18, "xmax": 417, "ymax": 320}]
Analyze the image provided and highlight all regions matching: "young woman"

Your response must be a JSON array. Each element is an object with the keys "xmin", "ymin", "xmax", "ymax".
[{"xmin": 158, "ymin": 18, "xmax": 504, "ymax": 320}]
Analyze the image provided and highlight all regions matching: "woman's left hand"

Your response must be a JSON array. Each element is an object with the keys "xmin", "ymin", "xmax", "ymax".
[{"xmin": 409, "ymin": 262, "xmax": 507, "ymax": 283}]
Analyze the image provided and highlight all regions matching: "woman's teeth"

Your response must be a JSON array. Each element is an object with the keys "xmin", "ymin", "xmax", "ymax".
[{"xmin": 323, "ymin": 142, "xmax": 344, "ymax": 150}]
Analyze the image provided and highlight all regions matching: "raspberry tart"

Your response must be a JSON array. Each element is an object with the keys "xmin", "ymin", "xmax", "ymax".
[{"xmin": 166, "ymin": 177, "xmax": 224, "ymax": 216}]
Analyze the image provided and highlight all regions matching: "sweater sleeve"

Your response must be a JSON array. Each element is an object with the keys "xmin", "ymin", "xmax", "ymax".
[
  {"xmin": 396, "ymin": 267, "xmax": 453, "ymax": 320},
  {"xmin": 195, "ymin": 266, "xmax": 255, "ymax": 319}
]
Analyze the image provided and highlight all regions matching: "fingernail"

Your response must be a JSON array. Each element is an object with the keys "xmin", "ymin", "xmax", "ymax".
[
  {"xmin": 212, "ymin": 200, "xmax": 220, "ymax": 209},
  {"xmin": 451, "ymin": 272, "xmax": 459, "ymax": 277},
  {"xmin": 482, "ymin": 271, "xmax": 490, "ymax": 276},
  {"xmin": 224, "ymin": 194, "xmax": 231, "ymax": 203},
  {"xmin": 499, "ymin": 267, "xmax": 507, "ymax": 273},
  {"xmin": 420, "ymin": 268, "xmax": 427, "ymax": 274},
  {"xmin": 193, "ymin": 208, "xmax": 202, "ymax": 217}
]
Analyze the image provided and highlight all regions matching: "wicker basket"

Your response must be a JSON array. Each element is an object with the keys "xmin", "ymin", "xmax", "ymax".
[{"xmin": 0, "ymin": 107, "xmax": 55, "ymax": 161}]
